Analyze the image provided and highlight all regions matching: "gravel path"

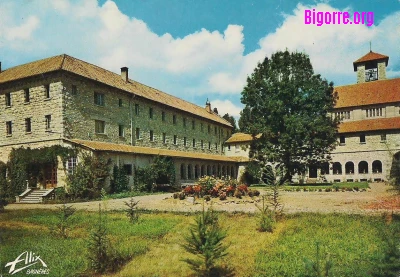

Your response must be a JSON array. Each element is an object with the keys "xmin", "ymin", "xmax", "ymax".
[{"xmin": 6, "ymin": 183, "xmax": 398, "ymax": 214}]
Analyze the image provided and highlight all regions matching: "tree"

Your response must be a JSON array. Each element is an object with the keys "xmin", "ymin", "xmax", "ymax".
[
  {"xmin": 240, "ymin": 50, "xmax": 339, "ymax": 185},
  {"xmin": 238, "ymin": 106, "xmax": 252, "ymax": 133},
  {"xmin": 222, "ymin": 113, "xmax": 237, "ymax": 133}
]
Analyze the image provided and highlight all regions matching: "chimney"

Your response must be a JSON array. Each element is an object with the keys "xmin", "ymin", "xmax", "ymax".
[
  {"xmin": 205, "ymin": 99, "xmax": 211, "ymax": 113},
  {"xmin": 213, "ymin": 107, "xmax": 218, "ymax": 114},
  {"xmin": 121, "ymin": 67, "xmax": 128, "ymax": 82}
]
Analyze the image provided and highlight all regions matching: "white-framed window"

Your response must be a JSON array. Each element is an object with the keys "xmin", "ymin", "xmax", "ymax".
[{"xmin": 67, "ymin": 157, "xmax": 77, "ymax": 175}]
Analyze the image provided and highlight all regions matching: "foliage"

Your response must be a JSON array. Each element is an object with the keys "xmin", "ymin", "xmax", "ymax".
[
  {"xmin": 67, "ymin": 153, "xmax": 111, "ymax": 199},
  {"xmin": 241, "ymin": 161, "xmax": 262, "ymax": 185},
  {"xmin": 50, "ymin": 203, "xmax": 76, "ymax": 238},
  {"xmin": 389, "ymin": 153, "xmax": 400, "ymax": 192},
  {"xmin": 124, "ymin": 197, "xmax": 140, "ymax": 224},
  {"xmin": 300, "ymin": 242, "xmax": 333, "ymax": 277},
  {"xmin": 6, "ymin": 146, "xmax": 76, "ymax": 196},
  {"xmin": 182, "ymin": 204, "xmax": 228, "ymax": 276},
  {"xmin": 111, "ymin": 165, "xmax": 129, "ymax": 194},
  {"xmin": 222, "ymin": 113, "xmax": 237, "ymax": 133},
  {"xmin": 134, "ymin": 156, "xmax": 176, "ymax": 192},
  {"xmin": 0, "ymin": 161, "xmax": 8, "ymax": 211},
  {"xmin": 255, "ymin": 196, "xmax": 275, "ymax": 232},
  {"xmin": 240, "ymin": 50, "xmax": 339, "ymax": 184}
]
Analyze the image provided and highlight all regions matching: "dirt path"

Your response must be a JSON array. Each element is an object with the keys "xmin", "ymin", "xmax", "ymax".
[{"xmin": 6, "ymin": 183, "xmax": 398, "ymax": 214}]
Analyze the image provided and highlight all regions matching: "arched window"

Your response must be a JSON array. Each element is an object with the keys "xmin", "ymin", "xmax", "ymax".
[
  {"xmin": 180, "ymin": 164, "xmax": 186, "ymax": 179},
  {"xmin": 372, "ymin": 160, "xmax": 382, "ymax": 173},
  {"xmin": 358, "ymin": 161, "xmax": 368, "ymax": 174},
  {"xmin": 188, "ymin": 164, "xmax": 193, "ymax": 179},
  {"xmin": 195, "ymin": 165, "xmax": 199, "ymax": 179},
  {"xmin": 212, "ymin": 165, "xmax": 216, "ymax": 176},
  {"xmin": 231, "ymin": 166, "xmax": 235, "ymax": 178},
  {"xmin": 345, "ymin": 162, "xmax": 354, "ymax": 174},
  {"xmin": 227, "ymin": 166, "xmax": 230, "ymax": 177},
  {"xmin": 222, "ymin": 166, "xmax": 226, "ymax": 177},
  {"xmin": 207, "ymin": 165, "xmax": 211, "ymax": 176},
  {"xmin": 333, "ymin": 162, "xmax": 342, "ymax": 175},
  {"xmin": 217, "ymin": 165, "xmax": 221, "ymax": 178}
]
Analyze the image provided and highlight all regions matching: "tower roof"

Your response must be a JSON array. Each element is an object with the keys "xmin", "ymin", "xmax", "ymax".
[{"xmin": 353, "ymin": 51, "xmax": 389, "ymax": 71}]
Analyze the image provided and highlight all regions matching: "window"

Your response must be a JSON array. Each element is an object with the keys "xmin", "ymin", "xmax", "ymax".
[
  {"xmin": 119, "ymin": 125, "xmax": 124, "ymax": 137},
  {"xmin": 335, "ymin": 111, "xmax": 351, "ymax": 120},
  {"xmin": 381, "ymin": 134, "xmax": 387, "ymax": 142},
  {"xmin": 135, "ymin": 128, "xmax": 140, "ymax": 140},
  {"xmin": 184, "ymin": 137, "xmax": 187, "ymax": 147},
  {"xmin": 67, "ymin": 157, "xmax": 77, "ymax": 175},
  {"xmin": 95, "ymin": 120, "xmax": 105, "ymax": 134},
  {"xmin": 45, "ymin": 84, "xmax": 50, "ymax": 98},
  {"xmin": 150, "ymin": 130, "xmax": 154, "ymax": 141},
  {"xmin": 174, "ymin": 135, "xmax": 177, "ymax": 145},
  {"xmin": 162, "ymin": 133, "xmax": 166, "ymax": 144},
  {"xmin": 72, "ymin": 85, "xmax": 77, "ymax": 95},
  {"xmin": 149, "ymin": 107, "xmax": 153, "ymax": 119},
  {"xmin": 228, "ymin": 145, "xmax": 231, "ymax": 151},
  {"xmin": 135, "ymin": 104, "xmax": 139, "ymax": 115},
  {"xmin": 118, "ymin": 99, "xmax": 123, "ymax": 107},
  {"xmin": 24, "ymin": 88, "xmax": 30, "ymax": 103},
  {"xmin": 192, "ymin": 139, "xmax": 196, "ymax": 148},
  {"xmin": 360, "ymin": 134, "xmax": 366, "ymax": 143},
  {"xmin": 208, "ymin": 142, "xmax": 211, "ymax": 150},
  {"xmin": 235, "ymin": 144, "xmax": 240, "ymax": 152},
  {"xmin": 366, "ymin": 107, "xmax": 383, "ymax": 118},
  {"xmin": 173, "ymin": 115, "xmax": 177, "ymax": 125},
  {"xmin": 183, "ymin": 118, "xmax": 187, "ymax": 128},
  {"xmin": 45, "ymin": 115, "xmax": 51, "ymax": 130},
  {"xmin": 339, "ymin": 135, "xmax": 345, "ymax": 144},
  {"xmin": 201, "ymin": 140, "xmax": 204, "ymax": 149},
  {"xmin": 123, "ymin": 164, "xmax": 133, "ymax": 175},
  {"xmin": 94, "ymin": 92, "xmax": 105, "ymax": 106},
  {"xmin": 25, "ymin": 118, "xmax": 32, "ymax": 133},
  {"xmin": 5, "ymin": 93, "xmax": 11, "ymax": 107},
  {"xmin": 6, "ymin": 121, "xmax": 12, "ymax": 135},
  {"xmin": 192, "ymin": 120, "xmax": 195, "ymax": 130},
  {"xmin": 162, "ymin": 111, "xmax": 166, "ymax": 122}
]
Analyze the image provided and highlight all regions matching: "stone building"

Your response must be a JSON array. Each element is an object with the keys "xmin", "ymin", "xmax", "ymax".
[{"xmin": 0, "ymin": 54, "xmax": 241, "ymax": 191}]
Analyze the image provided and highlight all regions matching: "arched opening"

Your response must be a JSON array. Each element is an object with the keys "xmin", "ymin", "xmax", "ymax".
[
  {"xmin": 180, "ymin": 164, "xmax": 186, "ymax": 179},
  {"xmin": 207, "ymin": 165, "xmax": 211, "ymax": 176},
  {"xmin": 201, "ymin": 165, "xmax": 205, "ymax": 177},
  {"xmin": 212, "ymin": 165, "xmax": 216, "ymax": 176},
  {"xmin": 358, "ymin": 161, "xmax": 368, "ymax": 174},
  {"xmin": 217, "ymin": 165, "xmax": 221, "ymax": 178},
  {"xmin": 227, "ymin": 166, "xmax": 230, "ymax": 177},
  {"xmin": 372, "ymin": 160, "xmax": 382, "ymax": 173},
  {"xmin": 194, "ymin": 165, "xmax": 199, "ymax": 179},
  {"xmin": 333, "ymin": 162, "xmax": 342, "ymax": 175},
  {"xmin": 320, "ymin": 162, "xmax": 330, "ymax": 175},
  {"xmin": 231, "ymin": 166, "xmax": 235, "ymax": 178},
  {"xmin": 345, "ymin": 162, "xmax": 354, "ymax": 174},
  {"xmin": 188, "ymin": 164, "xmax": 193, "ymax": 179},
  {"xmin": 222, "ymin": 166, "xmax": 226, "ymax": 177},
  {"xmin": 308, "ymin": 165, "xmax": 318, "ymax": 178}
]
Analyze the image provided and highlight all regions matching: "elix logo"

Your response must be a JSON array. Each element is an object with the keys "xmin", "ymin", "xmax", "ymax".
[{"xmin": 5, "ymin": 251, "xmax": 48, "ymax": 275}]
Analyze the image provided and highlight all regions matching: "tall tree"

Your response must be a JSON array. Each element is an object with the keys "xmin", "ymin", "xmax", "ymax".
[
  {"xmin": 240, "ymin": 50, "xmax": 339, "ymax": 184},
  {"xmin": 222, "ymin": 113, "xmax": 237, "ymax": 133}
]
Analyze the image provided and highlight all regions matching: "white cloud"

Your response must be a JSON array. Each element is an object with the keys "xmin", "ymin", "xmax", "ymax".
[
  {"xmin": 5, "ymin": 16, "xmax": 40, "ymax": 41},
  {"xmin": 210, "ymin": 99, "xmax": 243, "ymax": 118}
]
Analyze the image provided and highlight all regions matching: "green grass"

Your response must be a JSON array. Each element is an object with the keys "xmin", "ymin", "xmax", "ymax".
[{"xmin": 0, "ymin": 210, "xmax": 398, "ymax": 276}]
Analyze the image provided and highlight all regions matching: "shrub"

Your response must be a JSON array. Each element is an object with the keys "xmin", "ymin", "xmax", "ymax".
[
  {"xmin": 193, "ymin": 185, "xmax": 203, "ymax": 197},
  {"xmin": 197, "ymin": 176, "xmax": 217, "ymax": 192},
  {"xmin": 253, "ymin": 190, "xmax": 260, "ymax": 197},
  {"xmin": 219, "ymin": 192, "xmax": 227, "ymax": 201},
  {"xmin": 173, "ymin": 192, "xmax": 179, "ymax": 199},
  {"xmin": 179, "ymin": 192, "xmax": 186, "ymax": 200},
  {"xmin": 204, "ymin": 195, "xmax": 211, "ymax": 202},
  {"xmin": 248, "ymin": 190, "xmax": 254, "ymax": 197},
  {"xmin": 234, "ymin": 189, "xmax": 242, "ymax": 199},
  {"xmin": 237, "ymin": 184, "xmax": 248, "ymax": 194},
  {"xmin": 255, "ymin": 196, "xmax": 275, "ymax": 232},
  {"xmin": 325, "ymin": 188, "xmax": 332, "ymax": 192},
  {"xmin": 124, "ymin": 197, "xmax": 140, "ymax": 224},
  {"xmin": 354, "ymin": 186, "xmax": 359, "ymax": 191},
  {"xmin": 225, "ymin": 185, "xmax": 235, "ymax": 197},
  {"xmin": 110, "ymin": 165, "xmax": 129, "ymax": 194},
  {"xmin": 183, "ymin": 186, "xmax": 194, "ymax": 196},
  {"xmin": 182, "ymin": 205, "xmax": 228, "ymax": 276},
  {"xmin": 333, "ymin": 185, "xmax": 339, "ymax": 192}
]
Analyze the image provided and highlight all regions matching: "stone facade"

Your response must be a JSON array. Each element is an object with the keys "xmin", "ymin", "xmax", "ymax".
[{"xmin": 0, "ymin": 56, "xmax": 237, "ymax": 190}]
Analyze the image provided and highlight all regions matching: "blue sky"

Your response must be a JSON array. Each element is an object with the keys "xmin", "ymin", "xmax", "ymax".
[{"xmin": 1, "ymin": 0, "xmax": 399, "ymax": 119}]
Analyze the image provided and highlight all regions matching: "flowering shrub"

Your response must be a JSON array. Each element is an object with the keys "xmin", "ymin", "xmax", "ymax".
[{"xmin": 178, "ymin": 176, "xmax": 252, "ymax": 200}]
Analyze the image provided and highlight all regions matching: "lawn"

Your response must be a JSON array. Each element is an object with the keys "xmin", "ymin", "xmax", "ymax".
[{"xmin": 0, "ymin": 209, "xmax": 398, "ymax": 277}]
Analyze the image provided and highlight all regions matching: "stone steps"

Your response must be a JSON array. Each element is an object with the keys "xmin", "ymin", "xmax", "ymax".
[{"xmin": 19, "ymin": 189, "xmax": 54, "ymax": 204}]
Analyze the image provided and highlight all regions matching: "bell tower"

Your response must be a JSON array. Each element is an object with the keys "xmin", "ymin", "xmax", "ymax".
[{"xmin": 353, "ymin": 51, "xmax": 389, "ymax": 84}]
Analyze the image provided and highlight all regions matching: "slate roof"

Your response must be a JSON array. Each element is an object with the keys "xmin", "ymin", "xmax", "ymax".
[
  {"xmin": 68, "ymin": 139, "xmax": 240, "ymax": 162},
  {"xmin": 0, "ymin": 54, "xmax": 232, "ymax": 127}
]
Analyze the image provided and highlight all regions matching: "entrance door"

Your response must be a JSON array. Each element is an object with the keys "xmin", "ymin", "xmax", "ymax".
[{"xmin": 44, "ymin": 163, "xmax": 57, "ymax": 188}]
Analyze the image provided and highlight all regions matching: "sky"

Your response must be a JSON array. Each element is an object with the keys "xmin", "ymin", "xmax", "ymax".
[{"xmin": 0, "ymin": 0, "xmax": 399, "ymax": 120}]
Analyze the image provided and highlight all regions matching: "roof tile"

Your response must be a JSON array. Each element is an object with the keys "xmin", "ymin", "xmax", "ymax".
[{"xmin": 338, "ymin": 117, "xmax": 400, "ymax": 133}]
